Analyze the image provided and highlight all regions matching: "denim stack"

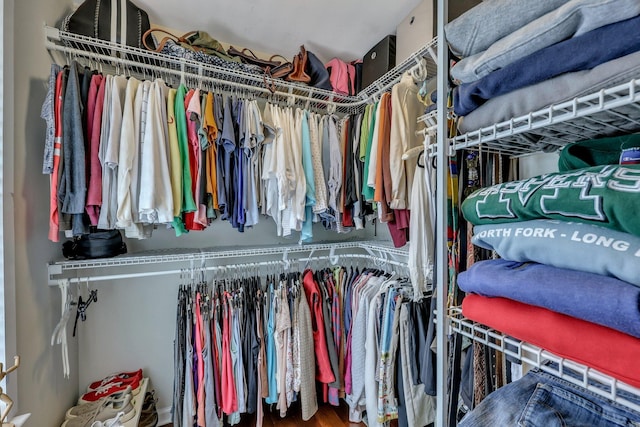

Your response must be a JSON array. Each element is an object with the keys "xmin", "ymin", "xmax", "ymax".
[{"xmin": 459, "ymin": 368, "xmax": 640, "ymax": 426}]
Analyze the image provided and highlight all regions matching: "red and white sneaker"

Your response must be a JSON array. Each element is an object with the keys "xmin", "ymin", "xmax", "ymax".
[
  {"xmin": 79, "ymin": 377, "xmax": 141, "ymax": 404},
  {"xmin": 87, "ymin": 369, "xmax": 143, "ymax": 391}
]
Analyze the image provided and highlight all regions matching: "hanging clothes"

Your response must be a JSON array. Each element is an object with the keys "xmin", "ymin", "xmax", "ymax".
[
  {"xmin": 48, "ymin": 66, "xmax": 65, "ymax": 242},
  {"xmin": 98, "ymin": 74, "xmax": 127, "ymax": 231},
  {"xmin": 60, "ymin": 62, "xmax": 88, "ymax": 236},
  {"xmin": 43, "ymin": 66, "xmax": 428, "ymax": 244},
  {"xmin": 172, "ymin": 262, "xmax": 417, "ymax": 426},
  {"xmin": 85, "ymin": 73, "xmax": 105, "ymax": 226}
]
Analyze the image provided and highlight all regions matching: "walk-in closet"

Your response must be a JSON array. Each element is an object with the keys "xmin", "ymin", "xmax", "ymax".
[{"xmin": 3, "ymin": 0, "xmax": 640, "ymax": 426}]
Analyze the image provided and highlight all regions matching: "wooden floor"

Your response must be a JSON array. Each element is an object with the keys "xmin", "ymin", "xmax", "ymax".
[
  {"xmin": 165, "ymin": 401, "xmax": 399, "ymax": 426},
  {"xmin": 237, "ymin": 401, "xmax": 365, "ymax": 427}
]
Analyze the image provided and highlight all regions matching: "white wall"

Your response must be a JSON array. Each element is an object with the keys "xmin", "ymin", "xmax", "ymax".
[
  {"xmin": 10, "ymin": 0, "xmax": 80, "ymax": 425},
  {"xmin": 1, "ymin": 0, "xmax": 16, "ymax": 408},
  {"xmin": 519, "ymin": 151, "xmax": 559, "ymax": 178}
]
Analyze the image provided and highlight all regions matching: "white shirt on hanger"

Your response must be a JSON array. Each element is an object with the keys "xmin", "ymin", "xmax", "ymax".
[
  {"xmin": 409, "ymin": 141, "xmax": 437, "ymax": 296},
  {"xmin": 289, "ymin": 108, "xmax": 307, "ymax": 233},
  {"xmin": 139, "ymin": 79, "xmax": 173, "ymax": 225},
  {"xmin": 276, "ymin": 106, "xmax": 294, "ymax": 237},
  {"xmin": 115, "ymin": 77, "xmax": 140, "ymax": 229},
  {"xmin": 262, "ymin": 103, "xmax": 284, "ymax": 235},
  {"xmin": 389, "ymin": 72, "xmax": 425, "ymax": 210},
  {"xmin": 308, "ymin": 112, "xmax": 328, "ymax": 215},
  {"xmin": 116, "ymin": 78, "xmax": 152, "ymax": 239},
  {"xmin": 98, "ymin": 75, "xmax": 127, "ymax": 230}
]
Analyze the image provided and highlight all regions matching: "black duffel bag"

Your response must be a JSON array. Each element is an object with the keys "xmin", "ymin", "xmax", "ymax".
[
  {"xmin": 62, "ymin": 0, "xmax": 155, "ymax": 49},
  {"xmin": 62, "ymin": 229, "xmax": 127, "ymax": 260}
]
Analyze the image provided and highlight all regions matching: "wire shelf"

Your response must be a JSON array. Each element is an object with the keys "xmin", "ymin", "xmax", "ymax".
[
  {"xmin": 358, "ymin": 38, "xmax": 438, "ymax": 101},
  {"xmin": 45, "ymin": 26, "xmax": 437, "ymax": 114},
  {"xmin": 447, "ymin": 306, "xmax": 640, "ymax": 413},
  {"xmin": 47, "ymin": 240, "xmax": 408, "ymax": 285},
  {"xmin": 419, "ymin": 78, "xmax": 640, "ymax": 157}
]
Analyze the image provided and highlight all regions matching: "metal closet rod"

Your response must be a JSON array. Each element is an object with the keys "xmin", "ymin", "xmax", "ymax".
[
  {"xmin": 57, "ymin": 253, "xmax": 406, "ymax": 285},
  {"xmin": 47, "ymin": 240, "xmax": 409, "ymax": 284},
  {"xmin": 48, "ymin": 241, "xmax": 408, "ymax": 271},
  {"xmin": 48, "ymin": 43, "xmax": 343, "ymax": 110},
  {"xmin": 44, "ymin": 26, "xmax": 436, "ymax": 114}
]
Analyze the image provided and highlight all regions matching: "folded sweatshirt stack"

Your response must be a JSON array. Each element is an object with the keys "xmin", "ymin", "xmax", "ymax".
[
  {"xmin": 460, "ymin": 139, "xmax": 640, "ymax": 388},
  {"xmin": 444, "ymin": 0, "xmax": 640, "ymax": 134}
]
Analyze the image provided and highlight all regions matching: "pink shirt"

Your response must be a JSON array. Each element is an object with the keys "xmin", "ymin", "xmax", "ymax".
[
  {"xmin": 187, "ymin": 90, "xmax": 208, "ymax": 226},
  {"xmin": 183, "ymin": 89, "xmax": 205, "ymax": 231},
  {"xmin": 49, "ymin": 71, "xmax": 64, "ymax": 242},
  {"xmin": 86, "ymin": 75, "xmax": 106, "ymax": 225},
  {"xmin": 221, "ymin": 293, "xmax": 237, "ymax": 414}
]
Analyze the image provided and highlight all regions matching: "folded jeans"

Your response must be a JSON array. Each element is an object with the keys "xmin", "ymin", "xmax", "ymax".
[{"xmin": 459, "ymin": 369, "xmax": 640, "ymax": 426}]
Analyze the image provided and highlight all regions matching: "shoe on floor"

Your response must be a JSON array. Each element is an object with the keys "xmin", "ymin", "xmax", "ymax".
[
  {"xmin": 79, "ymin": 377, "xmax": 141, "ymax": 404},
  {"xmin": 140, "ymin": 390, "xmax": 157, "ymax": 414},
  {"xmin": 65, "ymin": 387, "xmax": 132, "ymax": 419},
  {"xmin": 89, "ymin": 411, "xmax": 127, "ymax": 427},
  {"xmin": 61, "ymin": 396, "xmax": 135, "ymax": 427},
  {"xmin": 137, "ymin": 390, "xmax": 158, "ymax": 427},
  {"xmin": 87, "ymin": 369, "xmax": 143, "ymax": 391},
  {"xmin": 137, "ymin": 410, "xmax": 158, "ymax": 427}
]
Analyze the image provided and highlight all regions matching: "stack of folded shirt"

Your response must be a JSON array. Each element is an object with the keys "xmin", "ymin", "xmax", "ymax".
[
  {"xmin": 459, "ymin": 138, "xmax": 640, "ymax": 387},
  {"xmin": 445, "ymin": 0, "xmax": 640, "ymax": 133}
]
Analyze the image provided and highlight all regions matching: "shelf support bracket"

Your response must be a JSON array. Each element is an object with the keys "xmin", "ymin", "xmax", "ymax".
[{"xmin": 48, "ymin": 263, "xmax": 63, "ymax": 285}]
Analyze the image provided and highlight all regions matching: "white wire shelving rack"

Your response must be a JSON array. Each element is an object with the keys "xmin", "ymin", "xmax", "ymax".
[
  {"xmin": 47, "ymin": 240, "xmax": 409, "ymax": 285},
  {"xmin": 429, "ymin": 1, "xmax": 640, "ymax": 424},
  {"xmin": 44, "ymin": 26, "xmax": 437, "ymax": 115},
  {"xmin": 448, "ymin": 306, "xmax": 640, "ymax": 413},
  {"xmin": 445, "ymin": 77, "xmax": 640, "ymax": 158}
]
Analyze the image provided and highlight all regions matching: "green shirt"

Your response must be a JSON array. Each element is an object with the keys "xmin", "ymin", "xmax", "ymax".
[
  {"xmin": 462, "ymin": 164, "xmax": 640, "ymax": 237},
  {"xmin": 175, "ymin": 84, "xmax": 196, "ymax": 213},
  {"xmin": 559, "ymin": 133, "xmax": 640, "ymax": 172},
  {"xmin": 362, "ymin": 102, "xmax": 378, "ymax": 202}
]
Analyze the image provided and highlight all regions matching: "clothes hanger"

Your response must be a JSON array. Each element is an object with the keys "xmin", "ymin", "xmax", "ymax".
[
  {"xmin": 402, "ymin": 145, "xmax": 424, "ymax": 161},
  {"xmin": 72, "ymin": 281, "xmax": 98, "ymax": 338},
  {"xmin": 51, "ymin": 279, "xmax": 75, "ymax": 378},
  {"xmin": 179, "ymin": 64, "xmax": 186, "ymax": 87}
]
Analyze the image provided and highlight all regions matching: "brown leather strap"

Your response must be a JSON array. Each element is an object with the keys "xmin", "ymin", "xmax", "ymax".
[
  {"xmin": 269, "ymin": 54, "xmax": 290, "ymax": 64},
  {"xmin": 142, "ymin": 28, "xmax": 180, "ymax": 51},
  {"xmin": 241, "ymin": 47, "xmax": 260, "ymax": 60},
  {"xmin": 263, "ymin": 68, "xmax": 277, "ymax": 93}
]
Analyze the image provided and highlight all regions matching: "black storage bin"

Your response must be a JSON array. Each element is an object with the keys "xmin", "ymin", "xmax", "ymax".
[{"xmin": 362, "ymin": 35, "xmax": 396, "ymax": 89}]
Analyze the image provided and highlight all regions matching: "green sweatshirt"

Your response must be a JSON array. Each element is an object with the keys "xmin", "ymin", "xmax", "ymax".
[{"xmin": 462, "ymin": 164, "xmax": 640, "ymax": 237}]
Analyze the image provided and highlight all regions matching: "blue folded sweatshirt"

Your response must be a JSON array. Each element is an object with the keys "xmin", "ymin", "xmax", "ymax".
[
  {"xmin": 459, "ymin": 258, "xmax": 640, "ymax": 338},
  {"xmin": 454, "ymin": 14, "xmax": 640, "ymax": 116}
]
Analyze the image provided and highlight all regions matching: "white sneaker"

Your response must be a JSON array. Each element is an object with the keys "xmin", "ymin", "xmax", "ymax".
[
  {"xmin": 61, "ymin": 396, "xmax": 135, "ymax": 427},
  {"xmin": 90, "ymin": 411, "xmax": 126, "ymax": 427},
  {"xmin": 65, "ymin": 387, "xmax": 132, "ymax": 419}
]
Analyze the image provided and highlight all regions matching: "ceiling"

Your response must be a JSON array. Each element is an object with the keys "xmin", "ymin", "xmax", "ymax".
[{"xmin": 129, "ymin": 0, "xmax": 423, "ymax": 63}]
